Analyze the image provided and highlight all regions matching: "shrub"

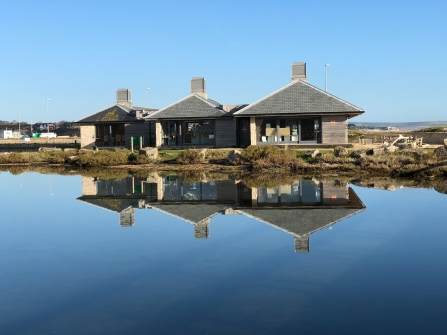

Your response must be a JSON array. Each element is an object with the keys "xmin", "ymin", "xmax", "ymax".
[
  {"xmin": 241, "ymin": 145, "xmax": 282, "ymax": 162},
  {"xmin": 247, "ymin": 146, "xmax": 306, "ymax": 172},
  {"xmin": 75, "ymin": 149, "xmax": 130, "ymax": 167},
  {"xmin": 176, "ymin": 149, "xmax": 204, "ymax": 164},
  {"xmin": 135, "ymin": 154, "xmax": 154, "ymax": 164}
]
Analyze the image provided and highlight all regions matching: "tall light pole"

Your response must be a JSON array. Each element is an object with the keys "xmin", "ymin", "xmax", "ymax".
[
  {"xmin": 46, "ymin": 99, "xmax": 50, "ymax": 142},
  {"xmin": 17, "ymin": 107, "xmax": 20, "ymax": 138},
  {"xmin": 146, "ymin": 88, "xmax": 150, "ymax": 108},
  {"xmin": 325, "ymin": 64, "xmax": 330, "ymax": 92}
]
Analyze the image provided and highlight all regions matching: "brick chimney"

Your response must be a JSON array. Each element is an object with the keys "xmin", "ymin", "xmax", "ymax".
[
  {"xmin": 190, "ymin": 77, "xmax": 207, "ymax": 99},
  {"xmin": 116, "ymin": 89, "xmax": 132, "ymax": 108},
  {"xmin": 291, "ymin": 62, "xmax": 307, "ymax": 82}
]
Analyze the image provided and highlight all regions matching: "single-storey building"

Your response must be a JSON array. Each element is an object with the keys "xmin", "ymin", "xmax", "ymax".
[
  {"xmin": 233, "ymin": 62, "xmax": 364, "ymax": 146},
  {"xmin": 75, "ymin": 89, "xmax": 157, "ymax": 149},
  {"xmin": 0, "ymin": 130, "xmax": 13, "ymax": 139},
  {"xmin": 146, "ymin": 77, "xmax": 245, "ymax": 148},
  {"xmin": 76, "ymin": 62, "xmax": 364, "ymax": 149}
]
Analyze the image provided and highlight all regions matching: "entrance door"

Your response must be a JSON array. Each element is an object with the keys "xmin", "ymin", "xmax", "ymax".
[
  {"xmin": 184, "ymin": 122, "xmax": 200, "ymax": 144},
  {"xmin": 237, "ymin": 118, "xmax": 250, "ymax": 147},
  {"xmin": 300, "ymin": 118, "xmax": 320, "ymax": 143}
]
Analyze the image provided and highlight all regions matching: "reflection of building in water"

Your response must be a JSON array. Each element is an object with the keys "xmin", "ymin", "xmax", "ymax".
[
  {"xmin": 78, "ymin": 175, "xmax": 237, "ymax": 235},
  {"xmin": 78, "ymin": 175, "xmax": 365, "ymax": 250},
  {"xmin": 238, "ymin": 180, "xmax": 365, "ymax": 252},
  {"xmin": 79, "ymin": 176, "xmax": 157, "ymax": 227}
]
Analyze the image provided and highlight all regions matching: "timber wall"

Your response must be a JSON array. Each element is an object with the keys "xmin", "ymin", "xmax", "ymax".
[
  {"xmin": 321, "ymin": 115, "xmax": 348, "ymax": 144},
  {"xmin": 215, "ymin": 118, "xmax": 237, "ymax": 148},
  {"xmin": 125, "ymin": 123, "xmax": 150, "ymax": 148}
]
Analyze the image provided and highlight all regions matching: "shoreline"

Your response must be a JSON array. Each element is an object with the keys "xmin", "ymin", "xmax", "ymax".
[{"xmin": 1, "ymin": 145, "xmax": 447, "ymax": 179}]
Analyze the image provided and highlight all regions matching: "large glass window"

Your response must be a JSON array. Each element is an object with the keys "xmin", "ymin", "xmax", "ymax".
[
  {"xmin": 256, "ymin": 119, "xmax": 277, "ymax": 143},
  {"xmin": 257, "ymin": 181, "xmax": 322, "ymax": 205},
  {"xmin": 161, "ymin": 177, "xmax": 217, "ymax": 201},
  {"xmin": 183, "ymin": 120, "xmax": 215, "ymax": 146},
  {"xmin": 95, "ymin": 124, "xmax": 125, "ymax": 147},
  {"xmin": 256, "ymin": 118, "xmax": 321, "ymax": 144}
]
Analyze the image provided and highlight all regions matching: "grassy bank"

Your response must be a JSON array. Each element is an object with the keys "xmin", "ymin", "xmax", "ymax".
[{"xmin": 1, "ymin": 145, "xmax": 447, "ymax": 178}]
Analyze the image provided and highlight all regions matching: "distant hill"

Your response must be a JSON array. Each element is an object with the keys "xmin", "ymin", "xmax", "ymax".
[{"xmin": 349, "ymin": 121, "xmax": 447, "ymax": 131}]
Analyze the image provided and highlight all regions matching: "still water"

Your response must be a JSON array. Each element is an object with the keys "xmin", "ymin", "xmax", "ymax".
[{"xmin": 0, "ymin": 172, "xmax": 446, "ymax": 334}]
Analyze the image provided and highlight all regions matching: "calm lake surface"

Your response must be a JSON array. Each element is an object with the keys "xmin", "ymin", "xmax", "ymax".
[{"xmin": 0, "ymin": 172, "xmax": 446, "ymax": 335}]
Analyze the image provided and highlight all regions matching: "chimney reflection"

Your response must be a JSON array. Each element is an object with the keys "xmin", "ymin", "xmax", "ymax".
[{"xmin": 77, "ymin": 174, "xmax": 365, "ymax": 251}]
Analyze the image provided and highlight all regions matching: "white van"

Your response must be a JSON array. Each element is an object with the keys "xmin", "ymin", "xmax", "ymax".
[{"xmin": 39, "ymin": 132, "xmax": 57, "ymax": 138}]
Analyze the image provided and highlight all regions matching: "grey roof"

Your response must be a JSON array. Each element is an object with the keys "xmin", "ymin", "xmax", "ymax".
[
  {"xmin": 147, "ymin": 94, "xmax": 227, "ymax": 119},
  {"xmin": 240, "ymin": 207, "xmax": 364, "ymax": 237},
  {"xmin": 75, "ymin": 104, "xmax": 141, "ymax": 123},
  {"xmin": 75, "ymin": 104, "xmax": 157, "ymax": 124},
  {"xmin": 234, "ymin": 79, "xmax": 364, "ymax": 116},
  {"xmin": 151, "ymin": 203, "xmax": 229, "ymax": 224},
  {"xmin": 77, "ymin": 197, "xmax": 138, "ymax": 213}
]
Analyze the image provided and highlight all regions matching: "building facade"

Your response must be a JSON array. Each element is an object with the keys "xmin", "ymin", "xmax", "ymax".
[{"xmin": 76, "ymin": 63, "xmax": 364, "ymax": 149}]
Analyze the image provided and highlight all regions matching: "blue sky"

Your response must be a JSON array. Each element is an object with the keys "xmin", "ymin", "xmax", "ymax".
[{"xmin": 1, "ymin": 0, "xmax": 446, "ymax": 123}]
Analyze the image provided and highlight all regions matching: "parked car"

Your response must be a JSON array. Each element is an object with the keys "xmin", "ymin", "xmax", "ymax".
[{"xmin": 20, "ymin": 135, "xmax": 30, "ymax": 141}]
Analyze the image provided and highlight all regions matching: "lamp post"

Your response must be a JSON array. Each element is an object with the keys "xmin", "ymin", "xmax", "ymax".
[
  {"xmin": 325, "ymin": 64, "xmax": 330, "ymax": 92},
  {"xmin": 146, "ymin": 88, "xmax": 150, "ymax": 108},
  {"xmin": 46, "ymin": 99, "xmax": 50, "ymax": 142},
  {"xmin": 17, "ymin": 107, "xmax": 20, "ymax": 138}
]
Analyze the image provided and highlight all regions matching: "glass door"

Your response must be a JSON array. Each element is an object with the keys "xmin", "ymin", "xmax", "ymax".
[
  {"xmin": 162, "ymin": 121, "xmax": 179, "ymax": 146},
  {"xmin": 300, "ymin": 118, "xmax": 320, "ymax": 143},
  {"xmin": 184, "ymin": 122, "xmax": 200, "ymax": 144}
]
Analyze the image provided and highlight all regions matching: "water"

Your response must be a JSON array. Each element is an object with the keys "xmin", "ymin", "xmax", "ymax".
[{"xmin": 0, "ymin": 172, "xmax": 446, "ymax": 334}]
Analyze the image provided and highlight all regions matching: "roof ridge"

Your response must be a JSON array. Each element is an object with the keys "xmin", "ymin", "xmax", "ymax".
[
  {"xmin": 146, "ymin": 94, "xmax": 225, "ymax": 119},
  {"xmin": 74, "ymin": 104, "xmax": 118, "ymax": 122},
  {"xmin": 116, "ymin": 104, "xmax": 132, "ymax": 112},
  {"xmin": 233, "ymin": 80, "xmax": 299, "ymax": 115},
  {"xmin": 146, "ymin": 95, "xmax": 193, "ymax": 118},
  {"xmin": 234, "ymin": 79, "xmax": 364, "ymax": 115},
  {"xmin": 192, "ymin": 93, "xmax": 223, "ymax": 109},
  {"xmin": 298, "ymin": 80, "xmax": 364, "ymax": 112},
  {"xmin": 150, "ymin": 204, "xmax": 221, "ymax": 225}
]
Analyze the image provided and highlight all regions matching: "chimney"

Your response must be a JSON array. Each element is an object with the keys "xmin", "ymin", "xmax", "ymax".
[
  {"xmin": 190, "ymin": 77, "xmax": 207, "ymax": 99},
  {"xmin": 294, "ymin": 236, "xmax": 310, "ymax": 253},
  {"xmin": 116, "ymin": 89, "xmax": 132, "ymax": 108},
  {"xmin": 291, "ymin": 62, "xmax": 307, "ymax": 82}
]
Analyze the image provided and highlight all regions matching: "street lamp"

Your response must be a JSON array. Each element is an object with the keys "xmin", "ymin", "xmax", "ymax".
[
  {"xmin": 325, "ymin": 64, "xmax": 330, "ymax": 92},
  {"xmin": 46, "ymin": 99, "xmax": 50, "ymax": 142},
  {"xmin": 146, "ymin": 88, "xmax": 150, "ymax": 108},
  {"xmin": 17, "ymin": 107, "xmax": 20, "ymax": 138}
]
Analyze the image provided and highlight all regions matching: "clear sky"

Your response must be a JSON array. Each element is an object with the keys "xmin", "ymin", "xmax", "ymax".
[{"xmin": 1, "ymin": 0, "xmax": 446, "ymax": 123}]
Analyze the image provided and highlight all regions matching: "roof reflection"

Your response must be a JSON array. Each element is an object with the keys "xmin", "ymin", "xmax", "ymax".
[{"xmin": 77, "ymin": 174, "xmax": 365, "ymax": 252}]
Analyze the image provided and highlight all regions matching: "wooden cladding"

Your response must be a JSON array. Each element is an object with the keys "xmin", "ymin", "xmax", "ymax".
[{"xmin": 321, "ymin": 115, "xmax": 348, "ymax": 144}]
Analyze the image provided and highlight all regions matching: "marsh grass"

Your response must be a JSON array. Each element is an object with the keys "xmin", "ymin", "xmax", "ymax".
[
  {"xmin": 176, "ymin": 149, "xmax": 204, "ymax": 164},
  {"xmin": 74, "ymin": 149, "xmax": 131, "ymax": 167}
]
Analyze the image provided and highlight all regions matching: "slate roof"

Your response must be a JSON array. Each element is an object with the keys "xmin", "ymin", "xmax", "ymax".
[
  {"xmin": 77, "ymin": 197, "xmax": 138, "ymax": 213},
  {"xmin": 240, "ymin": 207, "xmax": 364, "ymax": 237},
  {"xmin": 147, "ymin": 94, "xmax": 227, "ymax": 119},
  {"xmin": 75, "ymin": 104, "xmax": 143, "ymax": 123},
  {"xmin": 150, "ymin": 203, "xmax": 229, "ymax": 224},
  {"xmin": 234, "ymin": 79, "xmax": 364, "ymax": 116}
]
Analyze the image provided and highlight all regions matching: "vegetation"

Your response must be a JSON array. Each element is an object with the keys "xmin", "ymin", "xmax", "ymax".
[
  {"xmin": 1, "ymin": 144, "xmax": 447, "ymax": 178},
  {"xmin": 414, "ymin": 126, "xmax": 447, "ymax": 133},
  {"xmin": 348, "ymin": 130, "xmax": 366, "ymax": 141},
  {"xmin": 176, "ymin": 149, "xmax": 205, "ymax": 164}
]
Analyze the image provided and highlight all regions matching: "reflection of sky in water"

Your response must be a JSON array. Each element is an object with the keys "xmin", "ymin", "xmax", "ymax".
[{"xmin": 0, "ymin": 173, "xmax": 446, "ymax": 334}]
